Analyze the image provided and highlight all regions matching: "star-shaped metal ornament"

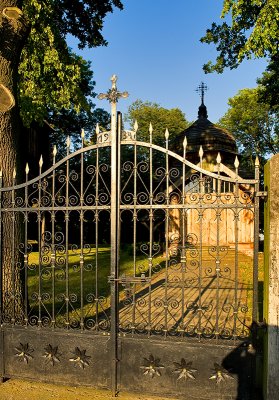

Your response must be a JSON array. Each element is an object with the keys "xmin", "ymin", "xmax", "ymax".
[
  {"xmin": 173, "ymin": 358, "xmax": 197, "ymax": 381},
  {"xmin": 14, "ymin": 343, "xmax": 34, "ymax": 364},
  {"xmin": 43, "ymin": 344, "xmax": 61, "ymax": 366},
  {"xmin": 209, "ymin": 363, "xmax": 234, "ymax": 384},
  {"xmin": 140, "ymin": 354, "xmax": 164, "ymax": 378},
  {"xmin": 69, "ymin": 347, "xmax": 91, "ymax": 369}
]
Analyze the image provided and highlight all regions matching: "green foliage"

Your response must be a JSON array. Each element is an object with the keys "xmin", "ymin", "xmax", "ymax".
[
  {"xmin": 125, "ymin": 100, "xmax": 190, "ymax": 146},
  {"xmin": 49, "ymin": 106, "xmax": 110, "ymax": 155},
  {"xmin": 218, "ymin": 88, "xmax": 279, "ymax": 166},
  {"xmin": 257, "ymin": 56, "xmax": 279, "ymax": 110},
  {"xmin": 201, "ymin": 0, "xmax": 279, "ymax": 73},
  {"xmin": 18, "ymin": 0, "xmax": 123, "ymax": 127}
]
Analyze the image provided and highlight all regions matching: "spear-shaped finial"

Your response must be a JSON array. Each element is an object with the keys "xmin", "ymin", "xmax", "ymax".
[
  {"xmin": 25, "ymin": 163, "xmax": 29, "ymax": 175},
  {"xmin": 165, "ymin": 128, "xmax": 169, "ymax": 141},
  {"xmin": 199, "ymin": 145, "xmax": 204, "ymax": 159},
  {"xmin": 216, "ymin": 152, "xmax": 221, "ymax": 165},
  {"xmin": 183, "ymin": 137, "xmax": 187, "ymax": 158},
  {"xmin": 234, "ymin": 156, "xmax": 239, "ymax": 170},
  {"xmin": 134, "ymin": 120, "xmax": 138, "ymax": 133},
  {"xmin": 149, "ymin": 122, "xmax": 153, "ymax": 135},
  {"xmin": 53, "ymin": 145, "xmax": 57, "ymax": 157},
  {"xmin": 39, "ymin": 155, "xmax": 43, "ymax": 169},
  {"xmin": 66, "ymin": 136, "xmax": 71, "ymax": 148}
]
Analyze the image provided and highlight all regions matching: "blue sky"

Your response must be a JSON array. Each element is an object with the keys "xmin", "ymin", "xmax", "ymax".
[{"xmin": 68, "ymin": 0, "xmax": 267, "ymax": 125}]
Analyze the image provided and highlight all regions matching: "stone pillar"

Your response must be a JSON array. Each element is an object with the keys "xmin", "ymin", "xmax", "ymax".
[{"xmin": 263, "ymin": 154, "xmax": 279, "ymax": 399}]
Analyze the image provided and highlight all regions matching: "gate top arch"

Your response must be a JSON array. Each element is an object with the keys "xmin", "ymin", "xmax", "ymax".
[
  {"xmin": 0, "ymin": 127, "xmax": 258, "ymax": 192},
  {"xmin": 0, "ymin": 74, "xmax": 258, "ymax": 192}
]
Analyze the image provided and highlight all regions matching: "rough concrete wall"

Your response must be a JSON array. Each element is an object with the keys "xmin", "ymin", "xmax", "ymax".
[{"xmin": 264, "ymin": 154, "xmax": 279, "ymax": 400}]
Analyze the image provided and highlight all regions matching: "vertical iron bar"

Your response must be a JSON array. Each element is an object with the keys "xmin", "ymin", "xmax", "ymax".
[
  {"xmin": 198, "ymin": 154, "xmax": 204, "ymax": 339},
  {"xmin": 233, "ymin": 171, "xmax": 239, "ymax": 338},
  {"xmin": 65, "ymin": 144, "xmax": 70, "ymax": 329},
  {"xmin": 215, "ymin": 165, "xmax": 221, "ymax": 341},
  {"xmin": 24, "ymin": 171, "xmax": 29, "ymax": 325},
  {"xmin": 132, "ymin": 129, "xmax": 137, "ymax": 334},
  {"xmin": 164, "ymin": 132, "xmax": 169, "ymax": 336},
  {"xmin": 11, "ymin": 177, "xmax": 16, "ymax": 324},
  {"xmin": 110, "ymin": 103, "xmax": 120, "ymax": 396},
  {"xmin": 98, "ymin": 76, "xmax": 128, "ymax": 395},
  {"xmin": 51, "ymin": 153, "xmax": 57, "ymax": 327},
  {"xmin": 0, "ymin": 173, "xmax": 2, "ymax": 380},
  {"xmin": 38, "ymin": 168, "xmax": 42, "ymax": 327},
  {"xmin": 251, "ymin": 158, "xmax": 260, "ymax": 400},
  {"xmin": 95, "ymin": 141, "xmax": 99, "ymax": 329},
  {"xmin": 197, "ymin": 208, "xmax": 203, "ymax": 340},
  {"xmin": 253, "ymin": 161, "xmax": 260, "ymax": 322},
  {"xmin": 180, "ymin": 147, "xmax": 186, "ymax": 335},
  {"xmin": 0, "ymin": 173, "xmax": 2, "ymax": 324},
  {"xmin": 147, "ymin": 125, "xmax": 154, "ymax": 335},
  {"xmin": 80, "ymin": 139, "xmax": 84, "ymax": 330}
]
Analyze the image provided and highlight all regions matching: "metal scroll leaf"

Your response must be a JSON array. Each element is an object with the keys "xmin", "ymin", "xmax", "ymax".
[
  {"xmin": 140, "ymin": 354, "xmax": 164, "ymax": 378},
  {"xmin": 209, "ymin": 363, "xmax": 234, "ymax": 384},
  {"xmin": 69, "ymin": 347, "xmax": 91, "ymax": 369},
  {"xmin": 173, "ymin": 359, "xmax": 197, "ymax": 381},
  {"xmin": 43, "ymin": 344, "xmax": 61, "ymax": 366},
  {"xmin": 14, "ymin": 343, "xmax": 34, "ymax": 364}
]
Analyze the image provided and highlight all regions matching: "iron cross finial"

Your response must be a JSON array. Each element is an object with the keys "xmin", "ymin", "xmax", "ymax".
[
  {"xmin": 98, "ymin": 75, "xmax": 129, "ymax": 104},
  {"xmin": 110, "ymin": 74, "xmax": 117, "ymax": 89},
  {"xmin": 196, "ymin": 82, "xmax": 208, "ymax": 104}
]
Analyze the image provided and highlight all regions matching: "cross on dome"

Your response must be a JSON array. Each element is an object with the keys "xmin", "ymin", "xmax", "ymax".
[{"xmin": 196, "ymin": 82, "xmax": 208, "ymax": 104}]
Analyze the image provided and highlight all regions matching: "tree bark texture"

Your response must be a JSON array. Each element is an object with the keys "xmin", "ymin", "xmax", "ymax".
[{"xmin": 0, "ymin": 0, "xmax": 30, "ymax": 322}]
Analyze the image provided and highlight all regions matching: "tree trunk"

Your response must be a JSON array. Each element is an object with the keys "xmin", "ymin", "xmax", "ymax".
[{"xmin": 0, "ymin": 1, "xmax": 29, "ymax": 323}]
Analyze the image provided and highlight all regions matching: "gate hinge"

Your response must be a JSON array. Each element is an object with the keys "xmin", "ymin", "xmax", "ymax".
[
  {"xmin": 256, "ymin": 319, "xmax": 268, "ymax": 333},
  {"xmin": 255, "ymin": 191, "xmax": 268, "ymax": 200}
]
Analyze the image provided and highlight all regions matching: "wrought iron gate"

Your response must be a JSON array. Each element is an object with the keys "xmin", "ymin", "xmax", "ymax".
[{"xmin": 0, "ymin": 77, "xmax": 261, "ymax": 399}]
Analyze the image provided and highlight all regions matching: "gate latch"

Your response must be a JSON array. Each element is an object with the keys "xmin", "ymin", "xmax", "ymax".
[
  {"xmin": 108, "ymin": 273, "xmax": 150, "ymax": 285},
  {"xmin": 255, "ymin": 191, "xmax": 268, "ymax": 200},
  {"xmin": 108, "ymin": 274, "xmax": 150, "ymax": 296}
]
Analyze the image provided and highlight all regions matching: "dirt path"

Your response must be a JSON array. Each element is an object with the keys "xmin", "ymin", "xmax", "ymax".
[{"xmin": 0, "ymin": 379, "xmax": 177, "ymax": 400}]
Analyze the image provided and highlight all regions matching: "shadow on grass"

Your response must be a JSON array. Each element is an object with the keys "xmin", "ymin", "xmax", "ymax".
[{"xmin": 25, "ymin": 245, "xmax": 258, "ymax": 334}]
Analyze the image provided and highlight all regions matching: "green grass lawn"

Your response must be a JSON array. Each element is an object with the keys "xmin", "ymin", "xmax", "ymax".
[
  {"xmin": 26, "ymin": 244, "xmax": 263, "ymax": 327},
  {"xmin": 27, "ymin": 245, "xmax": 165, "ymax": 322}
]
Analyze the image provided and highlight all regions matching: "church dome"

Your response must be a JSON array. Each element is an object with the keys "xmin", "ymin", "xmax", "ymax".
[
  {"xmin": 184, "ymin": 102, "xmax": 237, "ymax": 155},
  {"xmin": 172, "ymin": 99, "xmax": 237, "ymax": 167}
]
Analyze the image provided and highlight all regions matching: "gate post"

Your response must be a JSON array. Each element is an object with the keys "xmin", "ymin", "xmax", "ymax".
[
  {"xmin": 98, "ymin": 75, "xmax": 128, "ymax": 396},
  {"xmin": 263, "ymin": 154, "xmax": 279, "ymax": 400}
]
